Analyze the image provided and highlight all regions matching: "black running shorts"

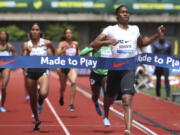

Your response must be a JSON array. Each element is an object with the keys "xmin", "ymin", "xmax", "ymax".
[
  {"xmin": 89, "ymin": 71, "xmax": 106, "ymax": 86},
  {"xmin": 0, "ymin": 68, "xmax": 5, "ymax": 73},
  {"xmin": 106, "ymin": 70, "xmax": 136, "ymax": 98},
  {"xmin": 61, "ymin": 68, "xmax": 70, "ymax": 75},
  {"xmin": 26, "ymin": 68, "xmax": 49, "ymax": 81}
]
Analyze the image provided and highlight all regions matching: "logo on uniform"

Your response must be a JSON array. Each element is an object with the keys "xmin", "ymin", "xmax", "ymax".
[{"xmin": 124, "ymin": 40, "xmax": 130, "ymax": 43}]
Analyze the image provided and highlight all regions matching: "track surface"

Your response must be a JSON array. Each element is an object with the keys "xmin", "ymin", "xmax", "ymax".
[{"xmin": 0, "ymin": 70, "xmax": 179, "ymax": 135}]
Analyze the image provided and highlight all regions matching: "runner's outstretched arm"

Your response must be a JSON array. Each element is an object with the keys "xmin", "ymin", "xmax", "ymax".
[{"xmin": 138, "ymin": 25, "xmax": 165, "ymax": 48}]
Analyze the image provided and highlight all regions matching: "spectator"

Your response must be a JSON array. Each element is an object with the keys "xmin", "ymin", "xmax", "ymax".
[{"xmin": 152, "ymin": 33, "xmax": 172, "ymax": 100}]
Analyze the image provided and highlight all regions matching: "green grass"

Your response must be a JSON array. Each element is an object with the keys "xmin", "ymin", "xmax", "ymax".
[{"xmin": 139, "ymin": 86, "xmax": 180, "ymax": 105}]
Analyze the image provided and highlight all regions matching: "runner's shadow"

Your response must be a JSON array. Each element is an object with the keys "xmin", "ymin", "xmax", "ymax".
[
  {"xmin": 136, "ymin": 120, "xmax": 180, "ymax": 135},
  {"xmin": 24, "ymin": 130, "xmax": 50, "ymax": 133},
  {"xmin": 59, "ymin": 115, "xmax": 79, "ymax": 119},
  {"xmin": 23, "ymin": 130, "xmax": 60, "ymax": 134},
  {"xmin": 91, "ymin": 129, "xmax": 115, "ymax": 134},
  {"xmin": 17, "ymin": 121, "xmax": 54, "ymax": 124},
  {"xmin": 135, "ymin": 120, "xmax": 157, "ymax": 127}
]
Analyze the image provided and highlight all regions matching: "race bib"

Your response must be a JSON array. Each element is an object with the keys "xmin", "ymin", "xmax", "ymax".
[{"xmin": 100, "ymin": 49, "xmax": 112, "ymax": 58}]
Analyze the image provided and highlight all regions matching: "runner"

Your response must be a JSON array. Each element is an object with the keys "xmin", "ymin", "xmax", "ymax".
[
  {"xmin": 56, "ymin": 28, "xmax": 79, "ymax": 111},
  {"xmin": 90, "ymin": 5, "xmax": 165, "ymax": 135},
  {"xmin": 80, "ymin": 46, "xmax": 112, "ymax": 116},
  {"xmin": 22, "ymin": 23, "xmax": 55, "ymax": 131},
  {"xmin": 0, "ymin": 31, "xmax": 16, "ymax": 112}
]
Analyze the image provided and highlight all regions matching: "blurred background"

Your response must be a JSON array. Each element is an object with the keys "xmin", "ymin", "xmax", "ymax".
[
  {"xmin": 0, "ymin": 0, "xmax": 179, "ymax": 55},
  {"xmin": 0, "ymin": 0, "xmax": 180, "ymax": 103}
]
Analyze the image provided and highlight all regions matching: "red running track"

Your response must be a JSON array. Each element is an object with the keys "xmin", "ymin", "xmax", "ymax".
[{"xmin": 0, "ymin": 70, "xmax": 180, "ymax": 135}]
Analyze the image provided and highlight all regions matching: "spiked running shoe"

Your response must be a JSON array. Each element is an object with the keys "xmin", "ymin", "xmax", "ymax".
[
  {"xmin": 0, "ymin": 107, "xmax": 7, "ymax": 112},
  {"xmin": 68, "ymin": 104, "xmax": 75, "ymax": 112},
  {"xmin": 33, "ymin": 120, "xmax": 41, "ymax": 132},
  {"xmin": 103, "ymin": 117, "xmax": 111, "ymax": 126}
]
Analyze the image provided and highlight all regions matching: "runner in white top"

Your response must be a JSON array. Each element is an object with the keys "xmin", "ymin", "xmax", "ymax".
[
  {"xmin": 0, "ymin": 31, "xmax": 16, "ymax": 113},
  {"xmin": 28, "ymin": 38, "xmax": 48, "ymax": 56},
  {"xmin": 90, "ymin": 5, "xmax": 165, "ymax": 135},
  {"xmin": 103, "ymin": 24, "xmax": 140, "ymax": 58},
  {"xmin": 22, "ymin": 38, "xmax": 49, "ymax": 103},
  {"xmin": 22, "ymin": 23, "xmax": 55, "ymax": 131}
]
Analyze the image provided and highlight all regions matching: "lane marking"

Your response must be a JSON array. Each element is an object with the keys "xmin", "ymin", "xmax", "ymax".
[
  {"xmin": 45, "ymin": 98, "xmax": 70, "ymax": 135},
  {"xmin": 51, "ymin": 72, "xmax": 158, "ymax": 135},
  {"xmin": 75, "ymin": 86, "xmax": 158, "ymax": 135}
]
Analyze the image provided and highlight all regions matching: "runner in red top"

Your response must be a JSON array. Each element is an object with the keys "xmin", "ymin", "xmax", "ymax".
[{"xmin": 56, "ymin": 28, "xmax": 80, "ymax": 111}]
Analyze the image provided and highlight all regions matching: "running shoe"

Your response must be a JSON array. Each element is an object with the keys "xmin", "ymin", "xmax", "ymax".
[
  {"xmin": 95, "ymin": 103, "xmax": 103, "ymax": 116},
  {"xmin": 25, "ymin": 95, "xmax": 30, "ymax": 100},
  {"xmin": 123, "ymin": 129, "xmax": 131, "ymax": 135},
  {"xmin": 33, "ymin": 120, "xmax": 41, "ymax": 132},
  {"xmin": 0, "ymin": 107, "xmax": 7, "ymax": 112},
  {"xmin": 25, "ymin": 96, "xmax": 30, "ymax": 103},
  {"xmin": 68, "ymin": 104, "xmax": 75, "ymax": 112},
  {"xmin": 103, "ymin": 117, "xmax": 111, "ymax": 126},
  {"xmin": 59, "ymin": 97, "xmax": 64, "ymax": 106}
]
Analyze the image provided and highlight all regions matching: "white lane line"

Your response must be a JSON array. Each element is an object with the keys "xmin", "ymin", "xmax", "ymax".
[
  {"xmin": 50, "ymin": 72, "xmax": 158, "ymax": 135},
  {"xmin": 75, "ymin": 86, "xmax": 158, "ymax": 135},
  {"xmin": 45, "ymin": 98, "xmax": 70, "ymax": 135}
]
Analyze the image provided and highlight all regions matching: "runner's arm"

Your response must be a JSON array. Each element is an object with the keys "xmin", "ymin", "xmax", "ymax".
[
  {"xmin": 8, "ymin": 44, "xmax": 16, "ymax": 56},
  {"xmin": 76, "ymin": 42, "xmax": 80, "ymax": 56},
  {"xmin": 90, "ymin": 34, "xmax": 118, "ymax": 49},
  {"xmin": 46, "ymin": 40, "xmax": 55, "ymax": 56},
  {"xmin": 22, "ymin": 42, "xmax": 30, "ymax": 56},
  {"xmin": 56, "ymin": 42, "xmax": 66, "ymax": 56},
  {"xmin": 138, "ymin": 25, "xmax": 165, "ymax": 48},
  {"xmin": 80, "ymin": 47, "xmax": 93, "ymax": 56}
]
